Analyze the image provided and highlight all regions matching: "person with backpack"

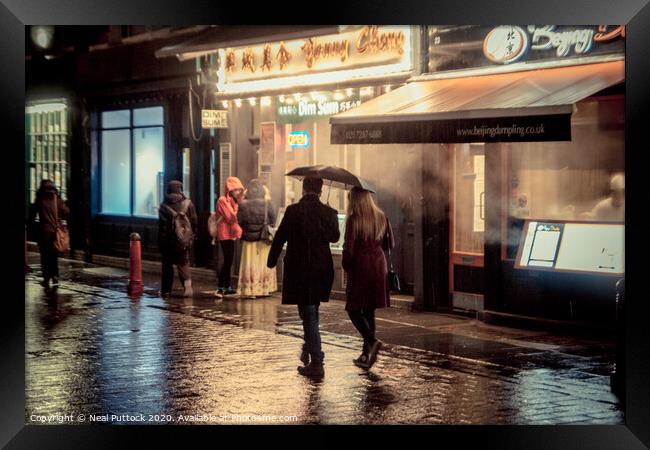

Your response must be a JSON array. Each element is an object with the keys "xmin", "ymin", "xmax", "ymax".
[
  {"xmin": 28, "ymin": 180, "xmax": 69, "ymax": 288},
  {"xmin": 236, "ymin": 180, "xmax": 277, "ymax": 298},
  {"xmin": 158, "ymin": 180, "xmax": 198, "ymax": 298},
  {"xmin": 214, "ymin": 176, "xmax": 244, "ymax": 297}
]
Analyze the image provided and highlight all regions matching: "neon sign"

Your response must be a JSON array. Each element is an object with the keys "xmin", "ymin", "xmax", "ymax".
[{"xmin": 288, "ymin": 131, "xmax": 310, "ymax": 148}]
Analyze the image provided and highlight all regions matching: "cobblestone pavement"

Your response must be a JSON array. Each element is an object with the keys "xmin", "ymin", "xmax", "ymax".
[{"xmin": 25, "ymin": 258, "xmax": 623, "ymax": 425}]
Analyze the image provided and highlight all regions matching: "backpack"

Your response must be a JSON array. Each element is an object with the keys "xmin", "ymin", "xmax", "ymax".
[{"xmin": 163, "ymin": 199, "xmax": 194, "ymax": 252}]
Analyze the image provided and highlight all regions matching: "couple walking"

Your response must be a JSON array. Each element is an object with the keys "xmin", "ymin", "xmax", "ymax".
[{"xmin": 267, "ymin": 176, "xmax": 394, "ymax": 377}]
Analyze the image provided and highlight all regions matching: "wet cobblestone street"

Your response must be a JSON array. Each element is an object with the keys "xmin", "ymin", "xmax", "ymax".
[{"xmin": 25, "ymin": 258, "xmax": 624, "ymax": 425}]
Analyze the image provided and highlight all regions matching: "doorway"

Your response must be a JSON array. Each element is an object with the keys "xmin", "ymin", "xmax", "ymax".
[{"xmin": 450, "ymin": 143, "xmax": 485, "ymax": 310}]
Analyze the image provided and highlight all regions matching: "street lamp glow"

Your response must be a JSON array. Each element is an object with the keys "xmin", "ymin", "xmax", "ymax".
[
  {"xmin": 221, "ymin": 100, "xmax": 229, "ymax": 108},
  {"xmin": 248, "ymin": 98, "xmax": 257, "ymax": 106},
  {"xmin": 234, "ymin": 99, "xmax": 242, "ymax": 107}
]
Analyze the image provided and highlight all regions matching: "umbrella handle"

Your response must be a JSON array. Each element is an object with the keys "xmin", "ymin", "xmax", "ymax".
[{"xmin": 326, "ymin": 179, "xmax": 333, "ymax": 204}]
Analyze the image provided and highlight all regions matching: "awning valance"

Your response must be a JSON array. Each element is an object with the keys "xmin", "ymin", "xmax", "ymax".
[{"xmin": 330, "ymin": 60, "xmax": 624, "ymax": 144}]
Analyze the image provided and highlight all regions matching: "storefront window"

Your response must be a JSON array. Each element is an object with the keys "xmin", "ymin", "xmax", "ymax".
[
  {"xmin": 99, "ymin": 106, "xmax": 164, "ymax": 217},
  {"xmin": 506, "ymin": 97, "xmax": 624, "ymax": 258},
  {"xmin": 133, "ymin": 127, "xmax": 164, "ymax": 216},
  {"xmin": 101, "ymin": 129, "xmax": 131, "ymax": 215},
  {"xmin": 453, "ymin": 143, "xmax": 485, "ymax": 254}
]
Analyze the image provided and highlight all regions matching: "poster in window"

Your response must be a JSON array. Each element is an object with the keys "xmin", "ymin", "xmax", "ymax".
[{"xmin": 260, "ymin": 122, "xmax": 276, "ymax": 165}]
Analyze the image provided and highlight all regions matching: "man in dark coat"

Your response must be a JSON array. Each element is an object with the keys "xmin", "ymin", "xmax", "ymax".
[
  {"xmin": 158, "ymin": 180, "xmax": 198, "ymax": 297},
  {"xmin": 267, "ymin": 176, "xmax": 340, "ymax": 377},
  {"xmin": 28, "ymin": 180, "xmax": 69, "ymax": 288}
]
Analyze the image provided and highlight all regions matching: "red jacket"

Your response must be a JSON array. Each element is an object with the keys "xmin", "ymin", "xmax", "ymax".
[{"xmin": 216, "ymin": 177, "xmax": 244, "ymax": 241}]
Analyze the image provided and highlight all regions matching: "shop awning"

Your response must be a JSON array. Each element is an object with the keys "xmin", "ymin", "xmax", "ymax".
[
  {"xmin": 155, "ymin": 25, "xmax": 341, "ymax": 61},
  {"xmin": 330, "ymin": 60, "xmax": 624, "ymax": 144}
]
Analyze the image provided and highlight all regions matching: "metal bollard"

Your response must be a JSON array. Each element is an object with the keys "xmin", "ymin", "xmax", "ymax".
[{"xmin": 128, "ymin": 232, "xmax": 144, "ymax": 297}]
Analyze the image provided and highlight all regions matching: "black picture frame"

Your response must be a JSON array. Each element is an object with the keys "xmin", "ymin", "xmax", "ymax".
[{"xmin": 3, "ymin": 0, "xmax": 649, "ymax": 448}]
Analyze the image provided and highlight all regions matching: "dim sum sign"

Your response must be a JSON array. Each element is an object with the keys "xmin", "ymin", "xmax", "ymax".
[{"xmin": 201, "ymin": 109, "xmax": 228, "ymax": 128}]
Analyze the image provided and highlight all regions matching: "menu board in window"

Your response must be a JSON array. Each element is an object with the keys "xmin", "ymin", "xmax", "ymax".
[{"xmin": 515, "ymin": 220, "xmax": 624, "ymax": 275}]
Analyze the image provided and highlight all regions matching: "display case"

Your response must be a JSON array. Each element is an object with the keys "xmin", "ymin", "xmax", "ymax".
[
  {"xmin": 515, "ymin": 220, "xmax": 624, "ymax": 276},
  {"xmin": 26, "ymin": 102, "xmax": 70, "ymax": 205}
]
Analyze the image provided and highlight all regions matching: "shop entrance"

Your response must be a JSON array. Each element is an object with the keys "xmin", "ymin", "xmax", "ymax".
[{"xmin": 450, "ymin": 143, "xmax": 485, "ymax": 310}]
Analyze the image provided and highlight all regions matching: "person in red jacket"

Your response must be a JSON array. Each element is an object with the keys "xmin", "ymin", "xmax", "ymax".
[{"xmin": 215, "ymin": 177, "xmax": 244, "ymax": 296}]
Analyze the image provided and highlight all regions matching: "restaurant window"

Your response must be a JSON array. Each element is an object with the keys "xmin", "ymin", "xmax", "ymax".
[
  {"xmin": 453, "ymin": 143, "xmax": 485, "ymax": 254},
  {"xmin": 99, "ymin": 106, "xmax": 165, "ymax": 217},
  {"xmin": 26, "ymin": 102, "xmax": 70, "ymax": 206},
  {"xmin": 505, "ymin": 97, "xmax": 625, "ymax": 258}
]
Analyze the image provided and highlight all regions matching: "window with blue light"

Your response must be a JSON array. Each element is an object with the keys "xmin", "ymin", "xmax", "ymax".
[{"xmin": 99, "ymin": 106, "xmax": 164, "ymax": 217}]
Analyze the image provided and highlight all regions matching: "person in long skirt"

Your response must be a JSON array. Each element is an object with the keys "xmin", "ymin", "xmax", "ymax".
[
  {"xmin": 28, "ymin": 180, "xmax": 69, "ymax": 288},
  {"xmin": 342, "ymin": 187, "xmax": 395, "ymax": 370},
  {"xmin": 236, "ymin": 180, "xmax": 277, "ymax": 298}
]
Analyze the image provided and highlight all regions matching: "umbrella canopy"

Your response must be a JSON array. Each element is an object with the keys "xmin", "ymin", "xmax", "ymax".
[{"xmin": 285, "ymin": 165, "xmax": 376, "ymax": 193}]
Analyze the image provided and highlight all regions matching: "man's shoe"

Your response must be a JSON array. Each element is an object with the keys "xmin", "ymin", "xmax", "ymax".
[
  {"xmin": 40, "ymin": 279, "xmax": 50, "ymax": 289},
  {"xmin": 214, "ymin": 288, "xmax": 224, "ymax": 298},
  {"xmin": 353, "ymin": 354, "xmax": 369, "ymax": 369},
  {"xmin": 223, "ymin": 287, "xmax": 237, "ymax": 296},
  {"xmin": 366, "ymin": 340, "xmax": 383, "ymax": 369},
  {"xmin": 300, "ymin": 349, "xmax": 310, "ymax": 366},
  {"xmin": 297, "ymin": 362, "xmax": 324, "ymax": 378},
  {"xmin": 51, "ymin": 277, "xmax": 59, "ymax": 285}
]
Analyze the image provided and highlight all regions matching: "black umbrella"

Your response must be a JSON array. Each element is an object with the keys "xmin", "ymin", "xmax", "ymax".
[{"xmin": 285, "ymin": 165, "xmax": 376, "ymax": 193}]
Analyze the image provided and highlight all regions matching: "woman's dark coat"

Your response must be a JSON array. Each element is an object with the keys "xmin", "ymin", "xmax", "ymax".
[
  {"xmin": 28, "ymin": 181, "xmax": 69, "ymax": 244},
  {"xmin": 342, "ymin": 215, "xmax": 395, "ymax": 311},
  {"xmin": 267, "ymin": 193, "xmax": 340, "ymax": 305},
  {"xmin": 237, "ymin": 180, "xmax": 277, "ymax": 242}
]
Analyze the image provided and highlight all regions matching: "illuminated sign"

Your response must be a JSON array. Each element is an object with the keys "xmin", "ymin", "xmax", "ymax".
[
  {"xmin": 288, "ymin": 131, "xmax": 310, "ymax": 148},
  {"xmin": 429, "ymin": 25, "xmax": 624, "ymax": 72},
  {"xmin": 201, "ymin": 109, "xmax": 228, "ymax": 128},
  {"xmin": 277, "ymin": 90, "xmax": 362, "ymax": 124},
  {"xmin": 217, "ymin": 26, "xmax": 412, "ymax": 94}
]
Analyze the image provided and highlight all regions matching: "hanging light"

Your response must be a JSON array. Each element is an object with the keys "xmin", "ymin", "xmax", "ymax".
[
  {"xmin": 285, "ymin": 97, "xmax": 294, "ymax": 105},
  {"xmin": 293, "ymin": 92, "xmax": 302, "ymax": 101},
  {"xmin": 221, "ymin": 100, "xmax": 229, "ymax": 108},
  {"xmin": 260, "ymin": 96, "xmax": 271, "ymax": 106},
  {"xmin": 333, "ymin": 92, "xmax": 345, "ymax": 101},
  {"xmin": 360, "ymin": 86, "xmax": 374, "ymax": 96},
  {"xmin": 385, "ymin": 84, "xmax": 392, "ymax": 93},
  {"xmin": 234, "ymin": 99, "xmax": 242, "ymax": 107},
  {"xmin": 279, "ymin": 95, "xmax": 285, "ymax": 103},
  {"xmin": 248, "ymin": 98, "xmax": 257, "ymax": 106}
]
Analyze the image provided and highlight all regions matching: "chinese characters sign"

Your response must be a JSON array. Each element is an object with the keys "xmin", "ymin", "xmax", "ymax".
[
  {"xmin": 276, "ymin": 91, "xmax": 362, "ymax": 124},
  {"xmin": 429, "ymin": 25, "xmax": 624, "ymax": 72},
  {"xmin": 221, "ymin": 26, "xmax": 411, "ymax": 85}
]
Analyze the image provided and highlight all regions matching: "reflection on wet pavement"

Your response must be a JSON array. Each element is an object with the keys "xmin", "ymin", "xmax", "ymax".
[{"xmin": 25, "ymin": 261, "xmax": 623, "ymax": 425}]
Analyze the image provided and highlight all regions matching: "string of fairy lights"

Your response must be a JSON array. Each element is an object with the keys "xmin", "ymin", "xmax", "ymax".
[{"xmin": 218, "ymin": 84, "xmax": 395, "ymax": 109}]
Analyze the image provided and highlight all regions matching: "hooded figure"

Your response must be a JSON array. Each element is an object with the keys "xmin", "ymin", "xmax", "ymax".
[
  {"xmin": 236, "ymin": 179, "xmax": 278, "ymax": 298},
  {"xmin": 237, "ymin": 179, "xmax": 277, "ymax": 241},
  {"xmin": 158, "ymin": 180, "xmax": 198, "ymax": 297},
  {"xmin": 28, "ymin": 180, "xmax": 69, "ymax": 288},
  {"xmin": 214, "ymin": 176, "xmax": 244, "ymax": 295}
]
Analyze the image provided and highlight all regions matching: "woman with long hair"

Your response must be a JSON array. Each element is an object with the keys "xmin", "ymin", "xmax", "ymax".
[
  {"xmin": 342, "ymin": 187, "xmax": 394, "ymax": 369},
  {"xmin": 236, "ymin": 180, "xmax": 278, "ymax": 298}
]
